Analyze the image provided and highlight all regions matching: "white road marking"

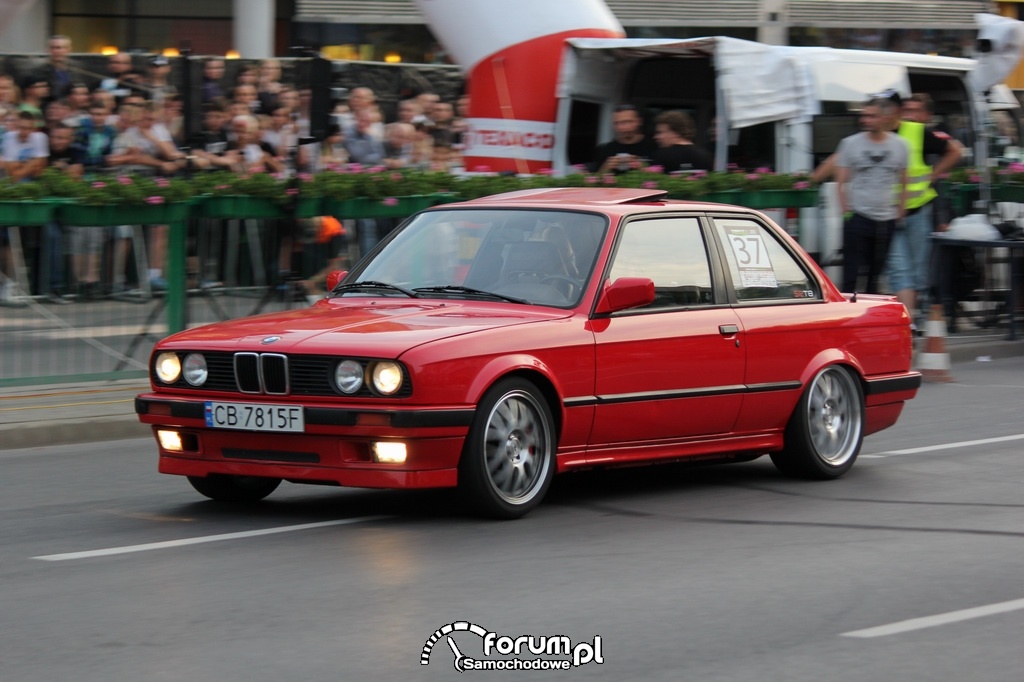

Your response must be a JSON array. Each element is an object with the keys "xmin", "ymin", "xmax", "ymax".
[
  {"xmin": 842, "ymin": 597, "xmax": 1024, "ymax": 638},
  {"xmin": 866, "ymin": 433, "xmax": 1024, "ymax": 458},
  {"xmin": 32, "ymin": 516, "xmax": 391, "ymax": 561}
]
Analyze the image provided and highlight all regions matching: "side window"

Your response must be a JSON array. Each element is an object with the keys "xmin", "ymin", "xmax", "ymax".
[
  {"xmin": 712, "ymin": 218, "xmax": 819, "ymax": 302},
  {"xmin": 608, "ymin": 217, "xmax": 713, "ymax": 309}
]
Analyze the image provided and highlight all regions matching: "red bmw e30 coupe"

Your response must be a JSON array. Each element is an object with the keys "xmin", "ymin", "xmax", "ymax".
[{"xmin": 136, "ymin": 188, "xmax": 920, "ymax": 518}]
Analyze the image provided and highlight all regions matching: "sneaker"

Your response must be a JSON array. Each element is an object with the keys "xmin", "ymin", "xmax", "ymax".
[
  {"xmin": 0, "ymin": 280, "xmax": 26, "ymax": 307},
  {"xmin": 149, "ymin": 276, "xmax": 168, "ymax": 291},
  {"xmin": 43, "ymin": 292, "xmax": 72, "ymax": 305}
]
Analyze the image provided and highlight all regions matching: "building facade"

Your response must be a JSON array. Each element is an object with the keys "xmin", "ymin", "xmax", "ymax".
[{"xmin": 0, "ymin": 0, "xmax": 1013, "ymax": 66}]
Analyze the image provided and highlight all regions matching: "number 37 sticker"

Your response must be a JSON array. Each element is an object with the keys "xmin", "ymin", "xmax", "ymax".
[{"xmin": 725, "ymin": 226, "xmax": 777, "ymax": 288}]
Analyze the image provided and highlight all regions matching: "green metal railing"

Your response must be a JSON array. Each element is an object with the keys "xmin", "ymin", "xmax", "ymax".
[{"xmin": 0, "ymin": 194, "xmax": 449, "ymax": 387}]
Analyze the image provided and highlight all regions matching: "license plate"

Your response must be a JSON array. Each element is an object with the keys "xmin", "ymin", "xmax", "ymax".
[{"xmin": 204, "ymin": 401, "xmax": 305, "ymax": 433}]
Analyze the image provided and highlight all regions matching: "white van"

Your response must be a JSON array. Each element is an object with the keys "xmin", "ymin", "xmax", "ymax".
[{"xmin": 552, "ymin": 35, "xmax": 1021, "ymax": 270}]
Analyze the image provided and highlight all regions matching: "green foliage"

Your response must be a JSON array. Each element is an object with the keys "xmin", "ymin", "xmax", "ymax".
[
  {"xmin": 189, "ymin": 170, "xmax": 288, "ymax": 202},
  {"xmin": 0, "ymin": 176, "xmax": 49, "ymax": 201},
  {"xmin": 40, "ymin": 168, "xmax": 196, "ymax": 206},
  {"xmin": 4, "ymin": 166, "xmax": 820, "ymax": 208}
]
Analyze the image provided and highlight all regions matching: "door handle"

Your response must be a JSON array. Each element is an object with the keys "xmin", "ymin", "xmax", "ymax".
[{"xmin": 719, "ymin": 324, "xmax": 739, "ymax": 336}]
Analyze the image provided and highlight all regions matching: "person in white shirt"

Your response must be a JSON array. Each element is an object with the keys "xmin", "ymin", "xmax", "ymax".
[{"xmin": 1, "ymin": 111, "xmax": 49, "ymax": 305}]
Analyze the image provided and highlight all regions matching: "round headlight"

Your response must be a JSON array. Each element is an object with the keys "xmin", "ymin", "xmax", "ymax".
[
  {"xmin": 334, "ymin": 360, "xmax": 364, "ymax": 394},
  {"xmin": 371, "ymin": 361, "xmax": 403, "ymax": 396},
  {"xmin": 183, "ymin": 353, "xmax": 208, "ymax": 386},
  {"xmin": 154, "ymin": 352, "xmax": 181, "ymax": 384}
]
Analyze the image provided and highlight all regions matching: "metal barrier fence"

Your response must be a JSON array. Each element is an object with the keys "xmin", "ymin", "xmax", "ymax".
[{"xmin": 1, "ymin": 213, "xmax": 358, "ymax": 387}]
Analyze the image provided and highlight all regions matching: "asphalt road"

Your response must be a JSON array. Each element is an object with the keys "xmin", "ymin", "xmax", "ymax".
[{"xmin": 2, "ymin": 357, "xmax": 1024, "ymax": 681}]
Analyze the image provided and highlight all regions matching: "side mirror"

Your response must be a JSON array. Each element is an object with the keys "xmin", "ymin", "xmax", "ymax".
[
  {"xmin": 593, "ymin": 277, "xmax": 655, "ymax": 314},
  {"xmin": 326, "ymin": 270, "xmax": 348, "ymax": 291}
]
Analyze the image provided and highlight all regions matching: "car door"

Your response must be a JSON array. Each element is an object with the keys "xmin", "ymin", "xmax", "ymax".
[
  {"xmin": 589, "ymin": 214, "xmax": 745, "ymax": 455},
  {"xmin": 709, "ymin": 214, "xmax": 827, "ymax": 434}
]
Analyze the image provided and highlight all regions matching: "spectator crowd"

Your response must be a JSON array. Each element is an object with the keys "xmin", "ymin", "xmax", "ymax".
[{"xmin": 1, "ymin": 35, "xmax": 469, "ymax": 306}]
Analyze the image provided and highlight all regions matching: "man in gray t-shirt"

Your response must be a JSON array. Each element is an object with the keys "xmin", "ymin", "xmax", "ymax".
[{"xmin": 835, "ymin": 97, "xmax": 909, "ymax": 294}]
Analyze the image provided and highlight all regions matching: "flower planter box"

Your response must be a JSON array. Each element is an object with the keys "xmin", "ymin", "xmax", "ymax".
[
  {"xmin": 0, "ymin": 200, "xmax": 61, "ymax": 226},
  {"xmin": 293, "ymin": 196, "xmax": 323, "ymax": 218},
  {"xmin": 197, "ymin": 195, "xmax": 286, "ymax": 220},
  {"xmin": 733, "ymin": 189, "xmax": 819, "ymax": 209},
  {"xmin": 698, "ymin": 190, "xmax": 743, "ymax": 203},
  {"xmin": 323, "ymin": 195, "xmax": 436, "ymax": 219},
  {"xmin": 57, "ymin": 201, "xmax": 193, "ymax": 226}
]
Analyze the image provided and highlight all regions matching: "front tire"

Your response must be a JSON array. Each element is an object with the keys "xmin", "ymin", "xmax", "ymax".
[
  {"xmin": 459, "ymin": 378, "xmax": 556, "ymax": 519},
  {"xmin": 770, "ymin": 365, "xmax": 864, "ymax": 479},
  {"xmin": 187, "ymin": 474, "xmax": 282, "ymax": 503}
]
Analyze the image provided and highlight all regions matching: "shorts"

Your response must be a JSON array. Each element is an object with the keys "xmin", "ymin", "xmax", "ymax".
[{"xmin": 70, "ymin": 225, "xmax": 106, "ymax": 254}]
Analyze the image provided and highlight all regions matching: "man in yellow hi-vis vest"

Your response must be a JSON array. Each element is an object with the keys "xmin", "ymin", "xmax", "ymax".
[{"xmin": 884, "ymin": 91, "xmax": 963, "ymax": 332}]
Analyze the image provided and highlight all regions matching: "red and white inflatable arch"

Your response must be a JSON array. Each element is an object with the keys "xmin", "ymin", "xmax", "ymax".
[{"xmin": 414, "ymin": 0, "xmax": 624, "ymax": 173}]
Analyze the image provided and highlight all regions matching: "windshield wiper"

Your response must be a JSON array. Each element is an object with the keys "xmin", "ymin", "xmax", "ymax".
[
  {"xmin": 330, "ymin": 280, "xmax": 419, "ymax": 298},
  {"xmin": 414, "ymin": 285, "xmax": 530, "ymax": 305}
]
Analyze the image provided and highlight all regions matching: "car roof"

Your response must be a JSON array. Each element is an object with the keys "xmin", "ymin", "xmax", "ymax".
[{"xmin": 444, "ymin": 187, "xmax": 759, "ymax": 216}]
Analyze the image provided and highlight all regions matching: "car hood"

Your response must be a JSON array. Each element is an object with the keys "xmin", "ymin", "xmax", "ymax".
[{"xmin": 158, "ymin": 298, "xmax": 573, "ymax": 356}]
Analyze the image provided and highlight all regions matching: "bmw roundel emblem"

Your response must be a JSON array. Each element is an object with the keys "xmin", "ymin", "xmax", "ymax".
[{"xmin": 261, "ymin": 336, "xmax": 281, "ymax": 345}]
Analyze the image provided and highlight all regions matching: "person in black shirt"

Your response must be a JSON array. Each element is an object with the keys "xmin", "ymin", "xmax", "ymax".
[
  {"xmin": 44, "ymin": 123, "xmax": 81, "ymax": 302},
  {"xmin": 649, "ymin": 110, "xmax": 713, "ymax": 173},
  {"xmin": 186, "ymin": 99, "xmax": 237, "ymax": 171},
  {"xmin": 589, "ymin": 104, "xmax": 657, "ymax": 173}
]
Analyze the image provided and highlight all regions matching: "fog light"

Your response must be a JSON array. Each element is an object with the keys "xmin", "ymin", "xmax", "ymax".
[
  {"xmin": 157, "ymin": 429, "xmax": 183, "ymax": 452},
  {"xmin": 372, "ymin": 442, "xmax": 407, "ymax": 464}
]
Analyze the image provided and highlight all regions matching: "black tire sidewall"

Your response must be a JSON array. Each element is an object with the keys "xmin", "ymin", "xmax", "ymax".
[
  {"xmin": 777, "ymin": 366, "xmax": 864, "ymax": 479},
  {"xmin": 459, "ymin": 377, "xmax": 556, "ymax": 519}
]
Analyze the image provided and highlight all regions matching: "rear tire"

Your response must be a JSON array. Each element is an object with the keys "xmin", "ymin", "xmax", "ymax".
[
  {"xmin": 770, "ymin": 366, "xmax": 863, "ymax": 479},
  {"xmin": 459, "ymin": 378, "xmax": 556, "ymax": 519},
  {"xmin": 187, "ymin": 474, "xmax": 282, "ymax": 503}
]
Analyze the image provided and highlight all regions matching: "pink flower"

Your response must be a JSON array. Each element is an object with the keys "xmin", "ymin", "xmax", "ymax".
[
  {"xmin": 537, "ymin": 168, "xmax": 555, "ymax": 176},
  {"xmin": 146, "ymin": 196, "xmax": 165, "ymax": 204},
  {"xmin": 727, "ymin": 163, "xmax": 739, "ymax": 171},
  {"xmin": 117, "ymin": 176, "xmax": 133, "ymax": 185},
  {"xmin": 602, "ymin": 174, "xmax": 616, "ymax": 185},
  {"xmin": 1008, "ymin": 162, "xmax": 1024, "ymax": 173},
  {"xmin": 390, "ymin": 172, "xmax": 403, "ymax": 181},
  {"xmin": 585, "ymin": 175, "xmax": 599, "ymax": 185},
  {"xmin": 91, "ymin": 181, "xmax": 106, "ymax": 189},
  {"xmin": 570, "ymin": 164, "xmax": 588, "ymax": 174},
  {"xmin": 298, "ymin": 172, "xmax": 313, "ymax": 182},
  {"xmin": 746, "ymin": 173, "xmax": 761, "ymax": 181},
  {"xmin": 382, "ymin": 197, "xmax": 399, "ymax": 206},
  {"xmin": 215, "ymin": 184, "xmax": 230, "ymax": 190},
  {"xmin": 272, "ymin": 172, "xmax": 286, "ymax": 181},
  {"xmin": 646, "ymin": 165, "xmax": 664, "ymax": 174},
  {"xmin": 755, "ymin": 166, "xmax": 773, "ymax": 174},
  {"xmin": 285, "ymin": 187, "xmax": 299, "ymax": 195},
  {"xmin": 794, "ymin": 180, "xmax": 810, "ymax": 190},
  {"xmin": 347, "ymin": 163, "xmax": 364, "ymax": 172},
  {"xmin": 969, "ymin": 174, "xmax": 981, "ymax": 183},
  {"xmin": 154, "ymin": 177, "xmax": 170, "ymax": 188},
  {"xmin": 642, "ymin": 180, "xmax": 658, "ymax": 189},
  {"xmin": 369, "ymin": 165, "xmax": 387, "ymax": 173}
]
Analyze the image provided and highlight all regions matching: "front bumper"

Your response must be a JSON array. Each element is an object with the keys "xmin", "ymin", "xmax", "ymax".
[{"xmin": 136, "ymin": 393, "xmax": 475, "ymax": 489}]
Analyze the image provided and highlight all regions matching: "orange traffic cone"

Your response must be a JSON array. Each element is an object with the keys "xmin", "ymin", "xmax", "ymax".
[{"xmin": 917, "ymin": 304, "xmax": 953, "ymax": 382}]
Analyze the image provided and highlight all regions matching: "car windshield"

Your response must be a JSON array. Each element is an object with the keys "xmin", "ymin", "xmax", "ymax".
[{"xmin": 344, "ymin": 209, "xmax": 608, "ymax": 307}]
